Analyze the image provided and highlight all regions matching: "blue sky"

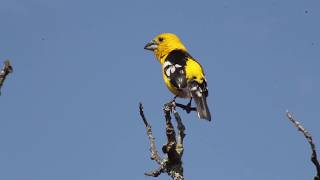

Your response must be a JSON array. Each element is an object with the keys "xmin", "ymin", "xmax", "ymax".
[{"xmin": 0, "ymin": 0, "xmax": 319, "ymax": 179}]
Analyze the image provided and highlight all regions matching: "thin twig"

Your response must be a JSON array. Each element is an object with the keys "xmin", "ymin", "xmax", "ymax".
[
  {"xmin": 144, "ymin": 166, "xmax": 164, "ymax": 177},
  {"xmin": 0, "ymin": 60, "xmax": 13, "ymax": 95},
  {"xmin": 286, "ymin": 111, "xmax": 320, "ymax": 180},
  {"xmin": 139, "ymin": 103, "xmax": 162, "ymax": 164}
]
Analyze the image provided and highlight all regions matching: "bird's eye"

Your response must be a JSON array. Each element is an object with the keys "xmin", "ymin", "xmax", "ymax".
[{"xmin": 158, "ymin": 37, "xmax": 164, "ymax": 42}]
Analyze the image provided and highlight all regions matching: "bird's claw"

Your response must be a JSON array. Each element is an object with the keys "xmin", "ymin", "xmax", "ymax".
[{"xmin": 175, "ymin": 103, "xmax": 196, "ymax": 114}]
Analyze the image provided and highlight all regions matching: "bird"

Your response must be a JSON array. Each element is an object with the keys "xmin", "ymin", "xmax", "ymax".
[{"xmin": 144, "ymin": 33, "xmax": 211, "ymax": 121}]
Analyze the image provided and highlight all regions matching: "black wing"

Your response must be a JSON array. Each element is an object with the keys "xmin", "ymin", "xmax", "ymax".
[{"xmin": 163, "ymin": 50, "xmax": 192, "ymax": 89}]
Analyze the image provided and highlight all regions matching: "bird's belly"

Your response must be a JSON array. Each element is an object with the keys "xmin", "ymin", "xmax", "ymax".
[{"xmin": 176, "ymin": 87, "xmax": 191, "ymax": 98}]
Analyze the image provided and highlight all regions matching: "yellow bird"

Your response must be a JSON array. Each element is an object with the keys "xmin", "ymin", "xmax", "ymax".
[{"xmin": 144, "ymin": 33, "xmax": 211, "ymax": 121}]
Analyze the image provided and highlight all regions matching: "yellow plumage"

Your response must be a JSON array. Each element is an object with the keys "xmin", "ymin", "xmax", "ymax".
[
  {"xmin": 185, "ymin": 58, "xmax": 205, "ymax": 84},
  {"xmin": 144, "ymin": 33, "xmax": 211, "ymax": 121}
]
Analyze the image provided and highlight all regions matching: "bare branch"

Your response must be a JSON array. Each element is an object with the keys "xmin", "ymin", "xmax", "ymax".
[
  {"xmin": 139, "ymin": 103, "xmax": 162, "ymax": 164},
  {"xmin": 173, "ymin": 107, "xmax": 185, "ymax": 150},
  {"xmin": 286, "ymin": 111, "xmax": 320, "ymax": 180},
  {"xmin": 144, "ymin": 166, "xmax": 164, "ymax": 177},
  {"xmin": 0, "ymin": 60, "xmax": 13, "ymax": 95},
  {"xmin": 140, "ymin": 102, "xmax": 185, "ymax": 180}
]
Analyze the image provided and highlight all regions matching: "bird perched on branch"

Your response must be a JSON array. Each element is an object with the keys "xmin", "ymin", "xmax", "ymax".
[{"xmin": 144, "ymin": 33, "xmax": 211, "ymax": 121}]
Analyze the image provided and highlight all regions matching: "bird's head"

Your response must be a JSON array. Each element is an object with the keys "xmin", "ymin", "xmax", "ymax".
[{"xmin": 144, "ymin": 33, "xmax": 187, "ymax": 64}]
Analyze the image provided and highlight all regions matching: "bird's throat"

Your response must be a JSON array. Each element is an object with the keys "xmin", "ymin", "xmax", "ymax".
[{"xmin": 154, "ymin": 50, "xmax": 168, "ymax": 64}]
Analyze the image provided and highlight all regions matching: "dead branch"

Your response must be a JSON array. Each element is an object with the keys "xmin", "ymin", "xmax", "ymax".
[
  {"xmin": 139, "ymin": 102, "xmax": 185, "ymax": 180},
  {"xmin": 0, "ymin": 60, "xmax": 13, "ymax": 95},
  {"xmin": 286, "ymin": 111, "xmax": 320, "ymax": 180},
  {"xmin": 139, "ymin": 103, "xmax": 162, "ymax": 164}
]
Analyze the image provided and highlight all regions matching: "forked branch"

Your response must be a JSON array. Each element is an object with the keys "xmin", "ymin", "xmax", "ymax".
[{"xmin": 139, "ymin": 102, "xmax": 185, "ymax": 180}]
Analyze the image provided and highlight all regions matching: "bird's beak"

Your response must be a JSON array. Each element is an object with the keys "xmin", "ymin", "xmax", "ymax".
[{"xmin": 144, "ymin": 40, "xmax": 158, "ymax": 51}]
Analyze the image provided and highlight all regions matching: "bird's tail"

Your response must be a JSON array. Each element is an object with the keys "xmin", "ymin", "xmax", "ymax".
[{"xmin": 189, "ymin": 81, "xmax": 211, "ymax": 121}]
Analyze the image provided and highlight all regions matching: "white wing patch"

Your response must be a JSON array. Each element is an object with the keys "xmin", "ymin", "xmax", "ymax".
[
  {"xmin": 164, "ymin": 61, "xmax": 176, "ymax": 77},
  {"xmin": 164, "ymin": 62, "xmax": 184, "ymax": 78},
  {"xmin": 165, "ymin": 66, "xmax": 176, "ymax": 77},
  {"xmin": 163, "ymin": 61, "xmax": 172, "ymax": 68}
]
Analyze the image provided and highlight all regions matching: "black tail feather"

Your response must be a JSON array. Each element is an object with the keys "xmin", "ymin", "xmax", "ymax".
[
  {"xmin": 193, "ymin": 95, "xmax": 211, "ymax": 121},
  {"xmin": 189, "ymin": 81, "xmax": 211, "ymax": 121}
]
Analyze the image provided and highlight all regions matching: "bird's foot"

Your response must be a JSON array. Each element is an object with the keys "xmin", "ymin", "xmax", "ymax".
[
  {"xmin": 176, "ymin": 101, "xmax": 196, "ymax": 114},
  {"xmin": 167, "ymin": 96, "xmax": 196, "ymax": 113}
]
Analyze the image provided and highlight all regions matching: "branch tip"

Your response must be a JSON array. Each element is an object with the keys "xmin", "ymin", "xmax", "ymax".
[
  {"xmin": 286, "ymin": 111, "xmax": 320, "ymax": 179},
  {"xmin": 0, "ymin": 60, "xmax": 13, "ymax": 94}
]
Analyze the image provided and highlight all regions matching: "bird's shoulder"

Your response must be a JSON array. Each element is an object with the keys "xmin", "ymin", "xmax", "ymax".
[
  {"xmin": 165, "ymin": 50, "xmax": 204, "ymax": 75},
  {"xmin": 164, "ymin": 49, "xmax": 193, "ymax": 66},
  {"xmin": 163, "ymin": 50, "xmax": 191, "ymax": 77}
]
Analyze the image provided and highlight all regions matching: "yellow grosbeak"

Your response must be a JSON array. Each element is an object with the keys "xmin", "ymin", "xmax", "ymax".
[{"xmin": 144, "ymin": 33, "xmax": 211, "ymax": 121}]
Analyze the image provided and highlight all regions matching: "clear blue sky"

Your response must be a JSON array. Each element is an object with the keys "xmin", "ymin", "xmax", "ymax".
[{"xmin": 0, "ymin": 0, "xmax": 319, "ymax": 179}]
